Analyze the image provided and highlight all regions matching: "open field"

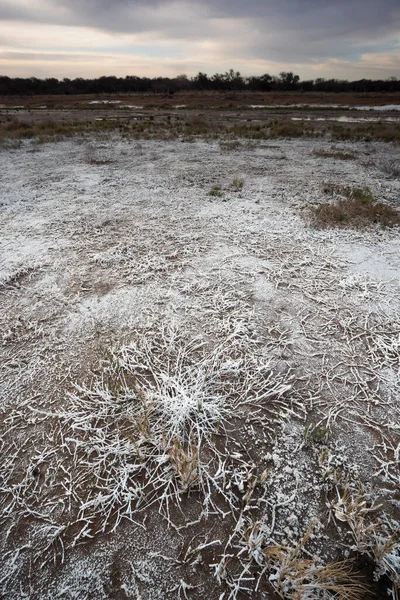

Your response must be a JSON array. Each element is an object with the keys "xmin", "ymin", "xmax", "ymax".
[
  {"xmin": 1, "ymin": 117, "xmax": 400, "ymax": 147},
  {"xmin": 0, "ymin": 107, "xmax": 400, "ymax": 599},
  {"xmin": 1, "ymin": 93, "xmax": 399, "ymax": 147}
]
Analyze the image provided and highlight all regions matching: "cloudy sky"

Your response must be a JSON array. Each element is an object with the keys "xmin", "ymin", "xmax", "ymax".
[{"xmin": 0, "ymin": 0, "xmax": 399, "ymax": 80}]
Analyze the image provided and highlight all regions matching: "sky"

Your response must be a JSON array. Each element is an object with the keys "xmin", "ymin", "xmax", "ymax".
[{"xmin": 0, "ymin": 0, "xmax": 399, "ymax": 80}]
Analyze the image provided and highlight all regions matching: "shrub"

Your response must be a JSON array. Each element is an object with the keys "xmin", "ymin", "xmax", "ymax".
[
  {"xmin": 208, "ymin": 185, "xmax": 223, "ymax": 197},
  {"xmin": 231, "ymin": 177, "xmax": 244, "ymax": 190}
]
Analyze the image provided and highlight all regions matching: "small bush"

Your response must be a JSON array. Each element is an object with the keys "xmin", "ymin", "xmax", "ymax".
[
  {"xmin": 231, "ymin": 177, "xmax": 244, "ymax": 190},
  {"xmin": 220, "ymin": 140, "xmax": 242, "ymax": 152},
  {"xmin": 208, "ymin": 185, "xmax": 223, "ymax": 197}
]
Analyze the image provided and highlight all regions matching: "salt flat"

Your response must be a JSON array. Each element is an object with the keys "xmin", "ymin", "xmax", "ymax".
[{"xmin": 0, "ymin": 136, "xmax": 399, "ymax": 599}]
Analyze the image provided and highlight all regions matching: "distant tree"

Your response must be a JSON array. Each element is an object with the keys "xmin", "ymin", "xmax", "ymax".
[
  {"xmin": 314, "ymin": 78, "xmax": 326, "ymax": 92},
  {"xmin": 223, "ymin": 69, "xmax": 245, "ymax": 90},
  {"xmin": 259, "ymin": 73, "xmax": 273, "ymax": 91},
  {"xmin": 211, "ymin": 73, "xmax": 227, "ymax": 90},
  {"xmin": 192, "ymin": 72, "xmax": 210, "ymax": 90},
  {"xmin": 300, "ymin": 79, "xmax": 314, "ymax": 92},
  {"xmin": 0, "ymin": 70, "xmax": 398, "ymax": 96},
  {"xmin": 279, "ymin": 72, "xmax": 300, "ymax": 90},
  {"xmin": 175, "ymin": 74, "xmax": 190, "ymax": 90}
]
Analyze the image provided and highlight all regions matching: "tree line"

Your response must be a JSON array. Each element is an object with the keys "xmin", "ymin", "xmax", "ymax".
[{"xmin": 0, "ymin": 70, "xmax": 398, "ymax": 96}]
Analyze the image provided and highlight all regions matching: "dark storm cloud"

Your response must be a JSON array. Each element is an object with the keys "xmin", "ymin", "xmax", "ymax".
[
  {"xmin": 0, "ymin": 0, "xmax": 398, "ymax": 69},
  {"xmin": 0, "ymin": 0, "xmax": 209, "ymax": 39},
  {"xmin": 2, "ymin": 0, "xmax": 399, "ymax": 37},
  {"xmin": 238, "ymin": 0, "xmax": 400, "ymax": 63}
]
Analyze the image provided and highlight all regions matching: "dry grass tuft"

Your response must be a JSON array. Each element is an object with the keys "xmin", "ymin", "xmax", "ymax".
[
  {"xmin": 331, "ymin": 123, "xmax": 400, "ymax": 144},
  {"xmin": 309, "ymin": 185, "xmax": 400, "ymax": 229},
  {"xmin": 319, "ymin": 450, "xmax": 400, "ymax": 600},
  {"xmin": 219, "ymin": 139, "xmax": 256, "ymax": 152},
  {"xmin": 0, "ymin": 117, "xmax": 122, "ymax": 142},
  {"xmin": 218, "ymin": 518, "xmax": 371, "ymax": 600},
  {"xmin": 184, "ymin": 116, "xmax": 211, "ymax": 135},
  {"xmin": 314, "ymin": 150, "xmax": 357, "ymax": 160},
  {"xmin": 167, "ymin": 438, "xmax": 199, "ymax": 492},
  {"xmin": 54, "ymin": 327, "xmax": 292, "ymax": 533},
  {"xmin": 209, "ymin": 185, "xmax": 223, "ymax": 197},
  {"xmin": 380, "ymin": 159, "xmax": 400, "ymax": 179},
  {"xmin": 266, "ymin": 550, "xmax": 368, "ymax": 600},
  {"xmin": 268, "ymin": 120, "xmax": 316, "ymax": 138},
  {"xmin": 231, "ymin": 177, "xmax": 244, "ymax": 191},
  {"xmin": 264, "ymin": 526, "xmax": 369, "ymax": 600},
  {"xmin": 329, "ymin": 485, "xmax": 400, "ymax": 597}
]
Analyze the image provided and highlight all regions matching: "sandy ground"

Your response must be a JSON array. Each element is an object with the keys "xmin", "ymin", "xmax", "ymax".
[{"xmin": 0, "ymin": 135, "xmax": 399, "ymax": 599}]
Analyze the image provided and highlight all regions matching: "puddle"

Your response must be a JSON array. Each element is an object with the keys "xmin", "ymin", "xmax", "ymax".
[
  {"xmin": 249, "ymin": 104, "xmax": 344, "ymax": 109},
  {"xmin": 356, "ymin": 104, "xmax": 400, "ymax": 111},
  {"xmin": 291, "ymin": 115, "xmax": 400, "ymax": 123},
  {"xmin": 249, "ymin": 104, "xmax": 400, "ymax": 111},
  {"xmin": 89, "ymin": 100, "xmax": 121, "ymax": 105}
]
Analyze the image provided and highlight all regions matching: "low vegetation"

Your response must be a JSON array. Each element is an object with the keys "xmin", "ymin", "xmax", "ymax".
[
  {"xmin": 309, "ymin": 185, "xmax": 400, "ymax": 229},
  {"xmin": 331, "ymin": 123, "xmax": 400, "ymax": 144},
  {"xmin": 1, "ymin": 114, "xmax": 399, "ymax": 145},
  {"xmin": 219, "ymin": 139, "xmax": 257, "ymax": 152},
  {"xmin": 268, "ymin": 119, "xmax": 316, "ymax": 138},
  {"xmin": 208, "ymin": 185, "xmax": 223, "ymax": 197},
  {"xmin": 0, "ymin": 117, "xmax": 118, "ymax": 143},
  {"xmin": 314, "ymin": 149, "xmax": 357, "ymax": 160},
  {"xmin": 231, "ymin": 177, "xmax": 244, "ymax": 190},
  {"xmin": 380, "ymin": 159, "xmax": 400, "ymax": 179}
]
